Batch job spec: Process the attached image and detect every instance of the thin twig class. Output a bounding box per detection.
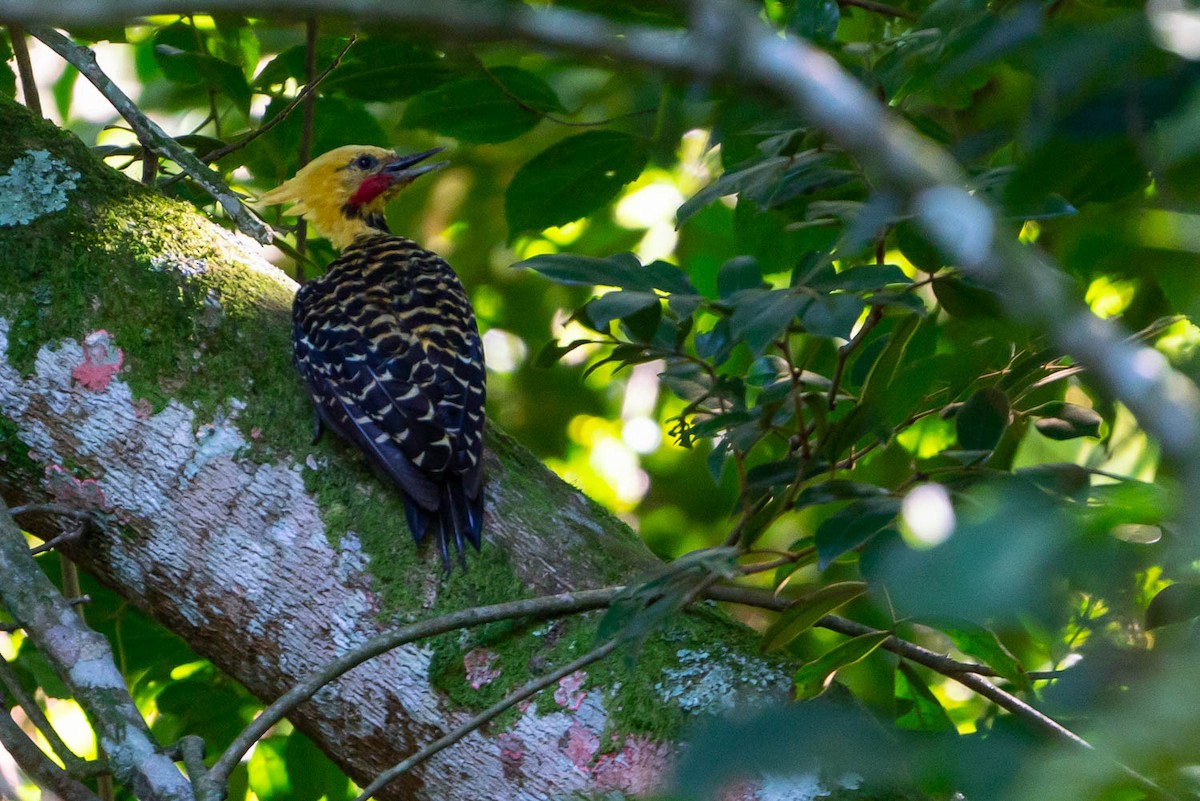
[8,502,94,520]
[293,18,320,276]
[473,53,656,129]
[200,587,622,796]
[827,304,883,410]
[29,524,87,556]
[0,654,90,773]
[193,34,356,167]
[0,497,192,801]
[703,584,1177,800]
[354,638,620,801]
[26,26,272,244]
[8,24,42,117]
[0,702,100,801]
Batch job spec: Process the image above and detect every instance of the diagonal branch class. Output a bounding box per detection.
[24,26,272,244]
[0,495,195,801]
[4,0,1196,532]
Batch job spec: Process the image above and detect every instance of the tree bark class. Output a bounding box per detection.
[0,97,794,800]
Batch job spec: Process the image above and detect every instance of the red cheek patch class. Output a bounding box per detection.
[349,173,394,206]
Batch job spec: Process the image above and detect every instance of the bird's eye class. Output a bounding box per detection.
[354,155,377,170]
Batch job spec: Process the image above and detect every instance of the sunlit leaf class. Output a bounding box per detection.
[761,582,868,652]
[895,663,955,731]
[793,631,891,699]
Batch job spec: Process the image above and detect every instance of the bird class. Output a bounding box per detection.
[260,145,486,570]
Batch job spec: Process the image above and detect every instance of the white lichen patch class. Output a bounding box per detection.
[0,150,80,227]
[657,647,790,715]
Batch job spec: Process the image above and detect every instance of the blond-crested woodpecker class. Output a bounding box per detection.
[261,145,485,570]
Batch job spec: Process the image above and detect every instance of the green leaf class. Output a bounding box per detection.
[285,733,355,801]
[506,131,649,236]
[808,264,912,293]
[955,387,1010,452]
[795,480,890,509]
[717,256,764,298]
[932,275,1005,319]
[895,663,955,731]
[920,617,1028,689]
[322,37,450,101]
[517,252,694,293]
[1147,583,1200,630]
[154,45,252,113]
[1032,401,1102,440]
[794,632,891,699]
[895,219,942,272]
[248,736,291,801]
[800,294,866,339]
[815,496,902,569]
[788,0,840,42]
[729,288,806,355]
[403,66,561,143]
[660,360,713,402]
[586,291,661,329]
[761,582,868,652]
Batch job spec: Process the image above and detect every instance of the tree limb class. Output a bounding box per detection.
[24,26,273,244]
[6,0,1195,532]
[0,496,194,801]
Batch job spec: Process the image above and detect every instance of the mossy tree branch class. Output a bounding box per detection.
[0,95,793,800]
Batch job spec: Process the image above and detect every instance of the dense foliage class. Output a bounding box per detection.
[6,0,1200,798]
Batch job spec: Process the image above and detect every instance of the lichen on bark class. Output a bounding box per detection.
[0,94,805,800]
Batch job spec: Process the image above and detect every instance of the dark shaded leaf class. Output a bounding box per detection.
[1147,583,1200,630]
[815,496,902,569]
[788,0,841,42]
[1032,401,1102,440]
[506,131,649,235]
[795,480,890,509]
[956,387,1010,452]
[809,264,912,293]
[403,66,561,143]
[322,37,449,101]
[730,288,806,354]
[517,252,694,293]
[717,256,764,298]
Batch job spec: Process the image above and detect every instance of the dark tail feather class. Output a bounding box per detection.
[403,478,483,572]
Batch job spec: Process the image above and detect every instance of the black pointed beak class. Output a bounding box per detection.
[383,147,448,182]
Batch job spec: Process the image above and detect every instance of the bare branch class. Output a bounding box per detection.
[7,24,42,117]
[0,496,195,801]
[705,584,1178,801]
[0,702,101,801]
[201,587,623,796]
[2,0,1193,519]
[354,638,620,801]
[24,26,272,244]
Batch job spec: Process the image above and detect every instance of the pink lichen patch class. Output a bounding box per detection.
[554,669,587,711]
[70,330,123,392]
[592,735,674,796]
[463,648,501,690]
[498,732,525,781]
[719,779,760,801]
[132,397,154,419]
[45,465,108,510]
[560,722,599,773]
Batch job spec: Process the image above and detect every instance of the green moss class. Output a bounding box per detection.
[0,96,790,751]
